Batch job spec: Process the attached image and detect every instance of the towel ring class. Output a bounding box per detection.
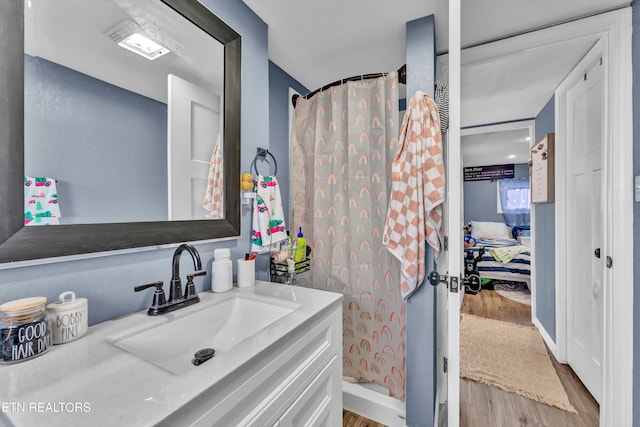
[251,148,278,177]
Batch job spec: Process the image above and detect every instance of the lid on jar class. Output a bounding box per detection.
[214,248,231,260]
[0,296,47,316]
[46,291,87,312]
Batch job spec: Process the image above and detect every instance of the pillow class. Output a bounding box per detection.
[470,221,510,240]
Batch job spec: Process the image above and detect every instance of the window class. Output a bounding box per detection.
[497,186,530,213]
[497,178,530,226]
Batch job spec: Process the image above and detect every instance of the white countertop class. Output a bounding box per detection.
[0,282,342,427]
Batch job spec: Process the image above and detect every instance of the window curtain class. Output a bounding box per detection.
[291,72,405,400]
[498,177,530,227]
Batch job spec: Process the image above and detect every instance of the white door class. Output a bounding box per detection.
[442,0,462,424]
[168,74,222,220]
[565,57,604,403]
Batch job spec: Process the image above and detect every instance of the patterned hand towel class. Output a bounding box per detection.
[383,91,445,299]
[251,175,287,253]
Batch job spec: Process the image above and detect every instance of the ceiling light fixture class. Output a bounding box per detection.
[507,154,517,159]
[105,19,171,61]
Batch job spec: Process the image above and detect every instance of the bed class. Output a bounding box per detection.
[464,221,531,287]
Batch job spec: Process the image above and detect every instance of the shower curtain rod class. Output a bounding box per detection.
[291,64,406,107]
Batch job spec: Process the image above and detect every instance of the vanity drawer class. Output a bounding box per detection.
[278,356,338,427]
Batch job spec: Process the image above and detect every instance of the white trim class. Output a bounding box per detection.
[533,317,558,360]
[342,381,405,427]
[529,122,537,327]
[553,8,633,427]
[446,0,461,424]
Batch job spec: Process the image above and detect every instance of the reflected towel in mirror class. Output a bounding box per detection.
[24,176,61,225]
[202,134,224,219]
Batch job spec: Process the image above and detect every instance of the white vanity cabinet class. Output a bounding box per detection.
[0,284,342,427]
[158,303,342,427]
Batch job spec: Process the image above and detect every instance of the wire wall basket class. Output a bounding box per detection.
[270,258,310,284]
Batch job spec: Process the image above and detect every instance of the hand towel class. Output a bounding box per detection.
[251,175,287,253]
[382,91,445,299]
[24,176,61,226]
[202,134,224,219]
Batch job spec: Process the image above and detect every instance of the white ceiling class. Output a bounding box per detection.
[243,0,629,161]
[244,0,628,93]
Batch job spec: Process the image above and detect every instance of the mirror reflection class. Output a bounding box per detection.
[24,0,225,225]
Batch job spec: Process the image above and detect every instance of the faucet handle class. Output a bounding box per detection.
[134,280,164,292]
[134,281,167,316]
[188,270,207,279]
[185,271,206,300]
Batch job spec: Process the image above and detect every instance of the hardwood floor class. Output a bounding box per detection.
[343,410,386,427]
[460,290,599,426]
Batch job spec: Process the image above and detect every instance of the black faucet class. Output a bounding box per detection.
[134,243,207,316]
[170,243,203,303]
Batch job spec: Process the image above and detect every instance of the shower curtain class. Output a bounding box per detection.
[291,72,405,400]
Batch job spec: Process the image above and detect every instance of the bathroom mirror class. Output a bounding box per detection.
[0,0,241,263]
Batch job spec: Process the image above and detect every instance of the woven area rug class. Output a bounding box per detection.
[460,313,577,413]
[494,282,531,306]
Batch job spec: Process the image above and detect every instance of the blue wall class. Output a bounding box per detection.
[268,61,309,222]
[405,14,436,427]
[633,2,640,424]
[24,55,167,224]
[463,163,529,224]
[534,96,556,341]
[0,0,270,325]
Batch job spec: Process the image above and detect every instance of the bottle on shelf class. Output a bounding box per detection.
[293,227,306,263]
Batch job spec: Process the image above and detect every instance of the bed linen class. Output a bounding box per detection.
[465,238,531,285]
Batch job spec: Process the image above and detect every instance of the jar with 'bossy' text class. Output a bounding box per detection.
[0,297,51,363]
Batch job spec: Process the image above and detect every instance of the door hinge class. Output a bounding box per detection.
[443,235,448,251]
[443,357,448,373]
[449,276,459,293]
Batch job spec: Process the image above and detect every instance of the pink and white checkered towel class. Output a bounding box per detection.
[383,91,445,299]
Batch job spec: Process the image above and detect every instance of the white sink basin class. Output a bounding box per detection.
[109,293,299,375]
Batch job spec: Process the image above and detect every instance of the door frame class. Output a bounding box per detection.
[441,7,632,426]
[460,120,536,317]
[554,9,633,425]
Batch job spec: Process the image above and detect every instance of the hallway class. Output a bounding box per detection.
[460,290,599,426]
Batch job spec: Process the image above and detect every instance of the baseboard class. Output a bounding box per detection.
[533,317,558,360]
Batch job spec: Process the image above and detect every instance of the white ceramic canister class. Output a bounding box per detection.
[46,291,88,345]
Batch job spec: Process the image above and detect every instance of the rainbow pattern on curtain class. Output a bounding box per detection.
[291,72,406,400]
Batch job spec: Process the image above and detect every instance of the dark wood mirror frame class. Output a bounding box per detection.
[0,0,241,264]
